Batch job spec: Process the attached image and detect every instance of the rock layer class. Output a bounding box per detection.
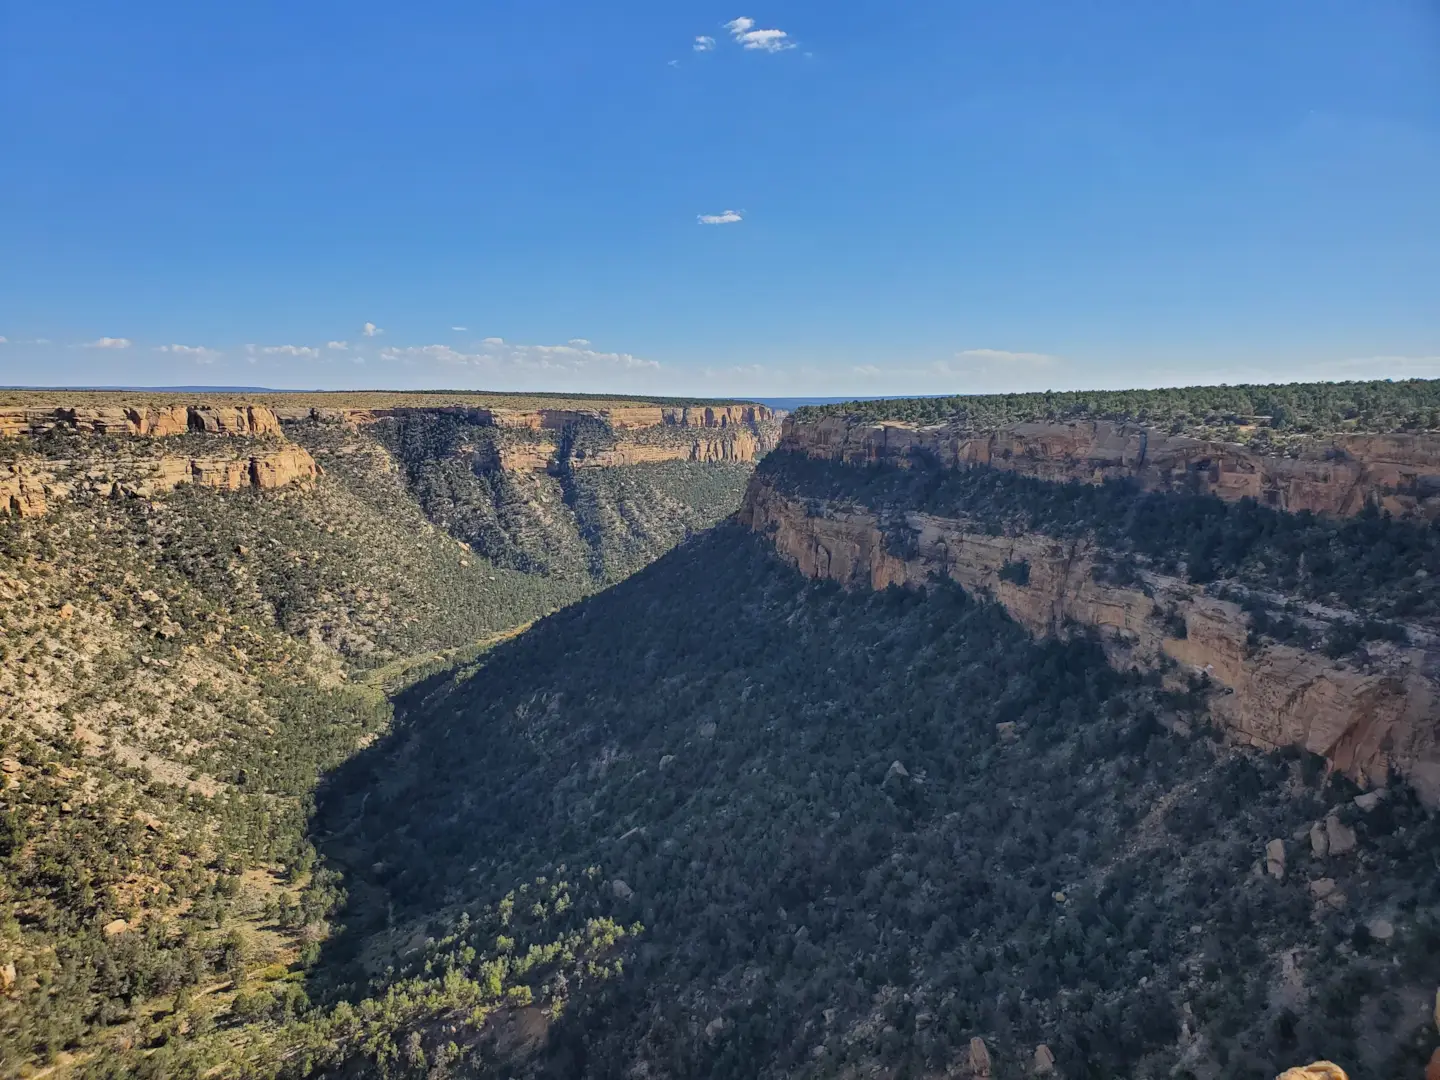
[781,415,1440,519]
[741,475,1440,805]
[0,404,283,438]
[3,447,319,516]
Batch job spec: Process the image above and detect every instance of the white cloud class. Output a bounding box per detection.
[451,326,468,331]
[327,340,349,351]
[668,59,680,67]
[158,343,220,364]
[568,338,591,346]
[725,16,795,52]
[258,344,321,358]
[694,35,715,51]
[852,364,882,377]
[380,339,660,374]
[362,321,383,337]
[85,336,132,349]
[698,209,744,225]
[957,348,1059,366]
[0,336,7,344]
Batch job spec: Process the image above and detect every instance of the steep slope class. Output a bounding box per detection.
[268,526,1437,1080]
[0,391,775,1076]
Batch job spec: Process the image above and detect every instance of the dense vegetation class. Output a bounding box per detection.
[757,451,1440,632]
[307,527,1439,1080]
[792,378,1440,439]
[0,410,763,1076]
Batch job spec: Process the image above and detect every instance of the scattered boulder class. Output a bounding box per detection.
[704,1017,728,1040]
[0,960,15,994]
[969,1036,992,1077]
[1308,879,1345,910]
[884,760,910,785]
[1365,917,1394,942]
[659,754,676,770]
[1309,822,1329,858]
[1033,1042,1056,1075]
[102,918,130,937]
[698,721,717,740]
[995,721,1018,742]
[1266,839,1286,881]
[1325,814,1357,856]
[58,602,74,619]
[0,758,19,775]
[611,879,633,901]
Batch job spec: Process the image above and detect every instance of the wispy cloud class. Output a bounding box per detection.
[85,336,132,349]
[158,343,220,364]
[248,344,321,359]
[698,209,744,225]
[362,321,383,337]
[568,338,591,346]
[694,35,715,51]
[451,326,468,331]
[327,340,349,351]
[0,337,7,344]
[957,348,1059,366]
[725,16,795,52]
[852,364,882,377]
[380,339,660,374]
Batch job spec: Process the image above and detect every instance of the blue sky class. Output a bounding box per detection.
[2,0,1438,396]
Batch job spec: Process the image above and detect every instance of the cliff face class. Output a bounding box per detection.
[741,475,1440,805]
[0,404,283,438]
[3,446,320,515]
[273,402,775,436]
[781,416,1440,520]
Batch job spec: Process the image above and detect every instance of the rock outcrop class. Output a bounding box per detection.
[741,476,1440,805]
[780,415,1440,520]
[1,464,48,517]
[0,404,283,438]
[3,447,319,515]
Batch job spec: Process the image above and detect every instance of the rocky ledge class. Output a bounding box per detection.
[782,415,1440,520]
[741,475,1440,805]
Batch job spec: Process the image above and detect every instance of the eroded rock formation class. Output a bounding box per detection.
[741,475,1440,805]
[0,404,284,438]
[781,415,1440,519]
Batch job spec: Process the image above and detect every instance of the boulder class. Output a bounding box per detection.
[0,960,15,994]
[611,879,633,901]
[996,721,1019,742]
[968,1036,992,1077]
[1265,838,1286,880]
[1275,1065,1347,1080]
[1309,822,1329,858]
[1365,918,1394,942]
[102,918,130,936]
[1353,788,1387,812]
[884,760,910,785]
[1325,814,1357,856]
[1033,1043,1056,1075]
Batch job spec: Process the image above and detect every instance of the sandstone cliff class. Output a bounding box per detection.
[0,403,283,438]
[781,415,1440,520]
[273,402,774,436]
[3,446,319,516]
[741,475,1440,805]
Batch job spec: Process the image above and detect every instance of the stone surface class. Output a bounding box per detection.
[968,1036,992,1078]
[1274,1065,1347,1080]
[1266,839,1287,881]
[1310,823,1329,858]
[1032,1043,1056,1075]
[1325,814,1357,856]
[1353,788,1387,812]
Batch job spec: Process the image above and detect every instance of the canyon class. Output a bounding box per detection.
[743,413,1440,805]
